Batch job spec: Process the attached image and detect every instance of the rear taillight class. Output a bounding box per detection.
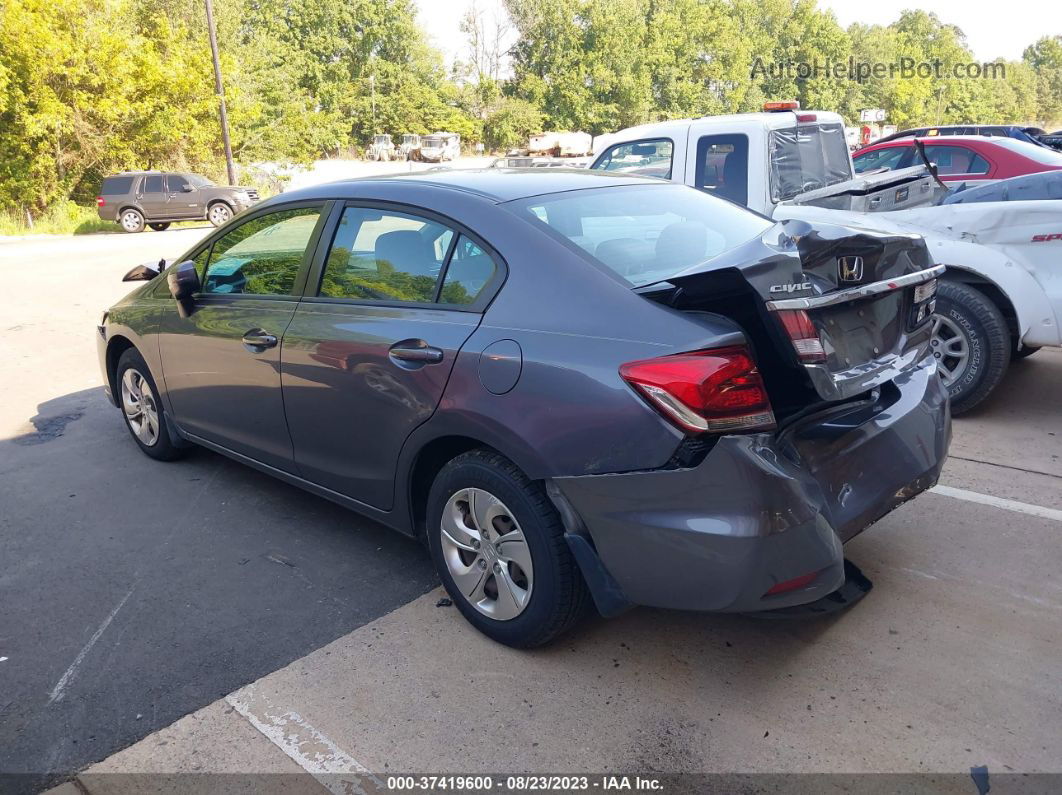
[775,309,827,363]
[96,196,105,207]
[619,345,776,434]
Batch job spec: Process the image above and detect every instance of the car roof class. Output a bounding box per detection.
[275,168,664,204]
[858,135,1005,152]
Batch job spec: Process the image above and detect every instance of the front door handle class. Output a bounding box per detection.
[389,342,444,364]
[242,329,278,350]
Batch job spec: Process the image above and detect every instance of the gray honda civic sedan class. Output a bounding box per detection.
[97,169,950,647]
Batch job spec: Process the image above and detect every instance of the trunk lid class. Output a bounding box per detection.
[645,219,941,408]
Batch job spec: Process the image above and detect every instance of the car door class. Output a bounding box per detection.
[158,202,329,470]
[165,174,202,219]
[137,174,168,218]
[281,203,502,510]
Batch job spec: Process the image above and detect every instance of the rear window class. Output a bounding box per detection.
[512,184,772,287]
[769,124,852,201]
[990,138,1062,166]
[101,176,134,195]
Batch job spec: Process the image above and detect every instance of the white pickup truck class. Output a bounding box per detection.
[591,106,1062,413]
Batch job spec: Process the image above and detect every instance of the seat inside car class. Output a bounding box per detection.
[375,230,438,276]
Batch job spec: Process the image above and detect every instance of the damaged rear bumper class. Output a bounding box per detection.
[550,356,950,614]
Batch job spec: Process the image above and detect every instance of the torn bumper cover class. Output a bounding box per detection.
[551,356,950,614]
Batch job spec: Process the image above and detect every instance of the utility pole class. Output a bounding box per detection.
[205,0,236,185]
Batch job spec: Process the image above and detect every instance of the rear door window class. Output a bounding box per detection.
[141,175,164,194]
[923,145,990,175]
[592,139,673,179]
[203,206,324,296]
[319,207,454,303]
[694,134,749,206]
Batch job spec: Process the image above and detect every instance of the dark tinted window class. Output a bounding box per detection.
[142,175,164,193]
[592,139,673,179]
[695,134,749,206]
[101,176,134,195]
[440,236,497,305]
[319,207,453,303]
[169,174,192,192]
[203,207,323,295]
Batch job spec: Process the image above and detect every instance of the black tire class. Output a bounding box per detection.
[1013,345,1041,361]
[115,348,185,461]
[207,202,233,227]
[118,208,145,233]
[149,222,171,232]
[933,281,1011,415]
[426,449,590,648]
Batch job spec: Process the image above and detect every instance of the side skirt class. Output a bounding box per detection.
[179,430,413,538]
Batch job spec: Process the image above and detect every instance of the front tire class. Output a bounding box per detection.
[426,450,589,648]
[119,208,145,233]
[932,281,1011,415]
[116,348,184,461]
[149,222,171,232]
[207,202,233,227]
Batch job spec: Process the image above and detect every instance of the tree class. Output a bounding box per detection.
[484,98,543,150]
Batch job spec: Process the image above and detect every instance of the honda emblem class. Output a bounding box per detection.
[838,256,864,282]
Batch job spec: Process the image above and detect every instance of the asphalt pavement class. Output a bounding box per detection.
[1,227,1060,794]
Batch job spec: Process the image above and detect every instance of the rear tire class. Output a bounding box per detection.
[426,450,590,648]
[149,222,171,232]
[119,208,145,233]
[116,348,184,461]
[932,281,1011,415]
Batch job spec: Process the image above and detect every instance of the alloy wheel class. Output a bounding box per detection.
[930,314,971,387]
[121,368,160,447]
[120,211,142,232]
[439,487,534,621]
[209,204,232,225]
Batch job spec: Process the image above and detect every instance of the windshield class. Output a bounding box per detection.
[769,123,852,201]
[188,174,214,187]
[511,184,772,287]
[423,137,441,147]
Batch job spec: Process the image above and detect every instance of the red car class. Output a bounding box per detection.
[853,135,1062,186]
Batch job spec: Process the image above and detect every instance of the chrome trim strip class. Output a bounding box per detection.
[766,264,946,311]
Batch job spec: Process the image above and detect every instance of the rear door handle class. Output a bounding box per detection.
[242,329,278,350]
[389,342,444,364]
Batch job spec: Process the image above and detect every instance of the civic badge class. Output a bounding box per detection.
[838,256,864,282]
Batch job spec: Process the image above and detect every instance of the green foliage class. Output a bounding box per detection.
[484,98,543,150]
[3,0,1061,220]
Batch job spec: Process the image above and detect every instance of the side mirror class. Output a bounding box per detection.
[181,184,195,192]
[123,258,166,282]
[167,260,200,318]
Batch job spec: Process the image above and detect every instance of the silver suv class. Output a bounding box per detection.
[96,171,259,233]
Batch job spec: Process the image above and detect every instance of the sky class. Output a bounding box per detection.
[413,0,1062,66]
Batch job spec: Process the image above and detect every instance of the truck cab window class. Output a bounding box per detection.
[694,134,749,206]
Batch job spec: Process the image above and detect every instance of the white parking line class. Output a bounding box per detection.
[226,684,383,794]
[931,485,1062,523]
